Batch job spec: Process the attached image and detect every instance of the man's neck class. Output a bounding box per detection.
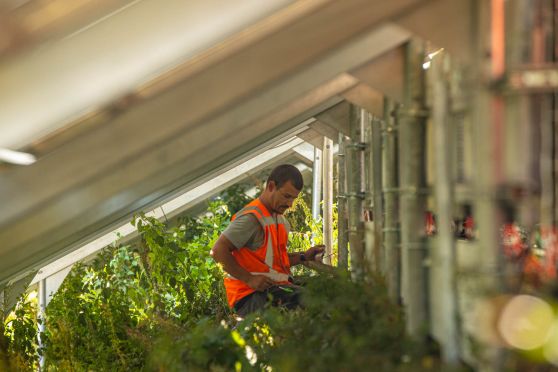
[258,195,275,215]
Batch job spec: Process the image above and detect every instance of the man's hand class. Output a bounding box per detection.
[304,245,325,261]
[246,274,275,291]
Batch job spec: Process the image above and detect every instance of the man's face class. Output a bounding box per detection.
[269,180,300,214]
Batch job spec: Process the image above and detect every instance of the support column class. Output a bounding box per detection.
[312,146,322,224]
[383,98,400,302]
[432,51,460,364]
[399,39,429,337]
[322,137,334,265]
[364,112,375,272]
[470,0,506,369]
[364,113,384,274]
[372,116,384,273]
[347,105,366,279]
[338,133,349,269]
[38,278,47,370]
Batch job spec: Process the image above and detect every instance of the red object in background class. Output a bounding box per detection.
[522,252,544,287]
[425,212,436,236]
[541,226,558,279]
[502,223,527,259]
[463,216,474,240]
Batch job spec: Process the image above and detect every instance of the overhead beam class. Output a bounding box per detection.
[315,101,351,136]
[351,44,406,102]
[342,84,385,117]
[396,0,473,64]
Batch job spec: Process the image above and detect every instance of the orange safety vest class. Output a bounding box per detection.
[223,199,291,308]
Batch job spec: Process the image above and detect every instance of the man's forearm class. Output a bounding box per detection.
[288,252,304,266]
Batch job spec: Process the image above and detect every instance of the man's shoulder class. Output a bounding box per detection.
[224,212,264,250]
[233,211,262,225]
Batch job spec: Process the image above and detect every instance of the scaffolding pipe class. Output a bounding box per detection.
[432,52,460,364]
[470,0,507,369]
[347,105,366,279]
[399,39,428,336]
[372,116,384,273]
[38,278,47,370]
[364,113,384,273]
[383,98,400,302]
[338,133,349,269]
[364,113,375,272]
[312,146,322,223]
[323,137,334,265]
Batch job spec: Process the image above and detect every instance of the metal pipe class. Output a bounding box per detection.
[312,146,322,222]
[38,278,47,370]
[322,137,334,265]
[399,39,428,336]
[347,105,366,279]
[469,1,507,369]
[372,115,384,273]
[364,112,375,272]
[364,112,384,274]
[432,52,460,364]
[338,133,349,269]
[383,97,400,302]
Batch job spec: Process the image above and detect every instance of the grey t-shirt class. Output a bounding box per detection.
[223,213,291,251]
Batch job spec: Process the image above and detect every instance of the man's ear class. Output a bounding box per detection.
[267,180,276,192]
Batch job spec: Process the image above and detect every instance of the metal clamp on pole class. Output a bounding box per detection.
[345,142,367,150]
[345,192,366,199]
[382,125,399,134]
[397,106,430,118]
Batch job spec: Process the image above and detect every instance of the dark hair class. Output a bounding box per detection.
[267,164,303,190]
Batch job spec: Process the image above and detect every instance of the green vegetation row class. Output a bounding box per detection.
[1,189,426,371]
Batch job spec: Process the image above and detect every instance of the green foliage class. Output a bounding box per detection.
[178,183,252,242]
[147,272,419,372]
[42,200,232,371]
[216,183,254,215]
[2,292,40,371]
[286,194,339,274]
[238,273,408,371]
[147,318,249,372]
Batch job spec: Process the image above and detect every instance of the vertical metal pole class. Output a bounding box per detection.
[432,52,460,364]
[0,288,4,318]
[364,112,384,274]
[347,105,366,279]
[38,278,47,370]
[399,39,429,337]
[338,133,349,269]
[372,116,384,273]
[312,146,322,223]
[322,137,334,265]
[383,98,400,302]
[470,0,506,369]
[364,113,376,272]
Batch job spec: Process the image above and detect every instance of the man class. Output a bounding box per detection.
[211,164,324,317]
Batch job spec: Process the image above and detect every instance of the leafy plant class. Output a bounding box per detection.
[147,271,422,372]
[2,291,40,371]
[42,200,233,371]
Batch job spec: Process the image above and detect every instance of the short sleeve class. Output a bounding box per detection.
[222,213,265,250]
